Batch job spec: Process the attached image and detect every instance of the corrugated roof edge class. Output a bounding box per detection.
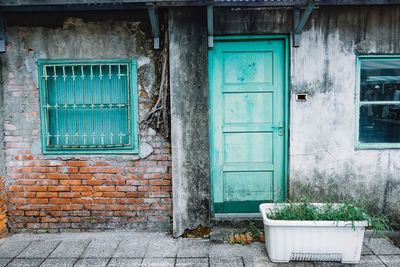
[2,0,400,8]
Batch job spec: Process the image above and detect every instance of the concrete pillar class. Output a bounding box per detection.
[169,7,210,237]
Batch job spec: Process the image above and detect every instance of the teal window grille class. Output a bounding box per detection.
[356,55,400,149]
[38,59,138,154]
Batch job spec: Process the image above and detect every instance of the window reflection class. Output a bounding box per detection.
[360,105,400,143]
[359,59,400,144]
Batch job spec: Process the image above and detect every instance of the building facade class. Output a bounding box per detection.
[0,0,400,237]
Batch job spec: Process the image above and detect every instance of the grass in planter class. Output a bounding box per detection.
[268,201,392,236]
[269,202,367,221]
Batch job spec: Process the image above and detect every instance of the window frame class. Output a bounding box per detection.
[38,59,139,155]
[356,55,400,149]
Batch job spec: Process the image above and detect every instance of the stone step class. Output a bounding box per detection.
[210,216,264,243]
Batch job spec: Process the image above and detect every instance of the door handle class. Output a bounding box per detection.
[272,122,284,136]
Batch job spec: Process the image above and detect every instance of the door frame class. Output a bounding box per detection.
[208,35,290,216]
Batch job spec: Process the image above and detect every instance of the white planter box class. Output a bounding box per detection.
[259,203,368,264]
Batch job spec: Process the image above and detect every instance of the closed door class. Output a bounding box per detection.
[209,37,287,213]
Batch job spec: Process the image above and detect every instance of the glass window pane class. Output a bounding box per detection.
[360,59,400,102]
[359,104,400,143]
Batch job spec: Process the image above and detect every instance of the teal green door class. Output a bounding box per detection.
[209,37,287,213]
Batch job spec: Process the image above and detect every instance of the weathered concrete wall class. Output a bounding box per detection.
[290,7,400,227]
[215,6,400,226]
[169,7,210,237]
[1,11,172,232]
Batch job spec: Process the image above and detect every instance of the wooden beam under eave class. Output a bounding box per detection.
[207,4,213,48]
[293,0,315,47]
[0,14,4,53]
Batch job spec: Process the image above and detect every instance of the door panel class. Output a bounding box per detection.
[223,93,273,124]
[224,133,273,163]
[223,51,273,84]
[209,37,287,213]
[224,172,273,202]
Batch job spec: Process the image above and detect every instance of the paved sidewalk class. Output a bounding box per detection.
[0,231,398,266]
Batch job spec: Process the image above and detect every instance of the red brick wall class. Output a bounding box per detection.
[6,150,172,232]
[4,76,172,231]
[2,19,173,232]
[0,177,7,236]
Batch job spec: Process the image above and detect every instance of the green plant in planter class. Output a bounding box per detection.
[268,201,392,237]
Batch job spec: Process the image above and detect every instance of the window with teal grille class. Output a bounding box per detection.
[38,59,138,154]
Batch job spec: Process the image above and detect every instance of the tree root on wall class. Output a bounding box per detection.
[140,24,170,139]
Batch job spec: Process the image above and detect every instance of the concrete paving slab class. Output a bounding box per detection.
[73,258,109,267]
[364,238,400,255]
[242,255,274,267]
[379,255,400,267]
[357,255,385,266]
[313,262,352,267]
[145,239,178,257]
[107,258,142,267]
[361,244,374,255]
[176,257,209,267]
[0,231,400,267]
[39,258,77,267]
[141,257,175,267]
[210,244,245,258]
[388,231,400,247]
[210,256,244,267]
[0,258,12,267]
[177,239,210,257]
[275,263,314,267]
[17,240,61,258]
[81,240,120,258]
[0,240,31,258]
[113,239,149,258]
[7,258,44,267]
[49,240,90,258]
[210,243,266,258]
